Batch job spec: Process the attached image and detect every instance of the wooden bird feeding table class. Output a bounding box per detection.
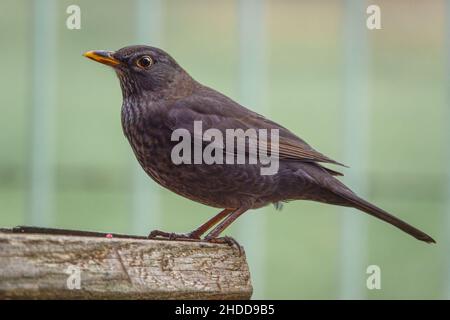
[0,228,252,299]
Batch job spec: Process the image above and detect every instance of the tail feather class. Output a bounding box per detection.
[337,191,435,244]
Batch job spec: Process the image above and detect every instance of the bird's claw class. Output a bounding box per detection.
[147,230,201,242]
[148,231,243,255]
[204,236,243,255]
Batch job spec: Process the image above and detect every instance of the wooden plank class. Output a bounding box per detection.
[0,231,252,299]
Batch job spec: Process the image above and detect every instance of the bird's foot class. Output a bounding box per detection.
[204,235,243,255]
[147,230,201,242]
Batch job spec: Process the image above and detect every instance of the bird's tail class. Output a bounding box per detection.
[335,189,435,244]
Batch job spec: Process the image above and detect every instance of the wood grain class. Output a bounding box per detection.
[0,231,252,299]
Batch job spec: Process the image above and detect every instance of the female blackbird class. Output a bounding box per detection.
[84,45,434,244]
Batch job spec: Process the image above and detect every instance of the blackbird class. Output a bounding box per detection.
[83,45,435,244]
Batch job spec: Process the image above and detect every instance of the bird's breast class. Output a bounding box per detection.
[121,99,175,181]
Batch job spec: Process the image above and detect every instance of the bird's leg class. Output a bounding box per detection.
[187,208,234,238]
[204,207,248,241]
[147,208,233,241]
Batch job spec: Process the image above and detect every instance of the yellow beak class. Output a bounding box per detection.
[83,50,120,67]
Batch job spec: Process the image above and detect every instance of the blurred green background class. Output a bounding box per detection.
[0,0,448,299]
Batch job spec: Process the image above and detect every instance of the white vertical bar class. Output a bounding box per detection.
[340,0,370,299]
[237,0,268,299]
[444,0,450,300]
[132,0,163,235]
[28,0,57,226]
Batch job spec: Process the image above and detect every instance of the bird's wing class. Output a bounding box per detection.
[166,89,346,168]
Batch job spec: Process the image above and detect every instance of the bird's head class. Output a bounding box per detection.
[83,45,190,98]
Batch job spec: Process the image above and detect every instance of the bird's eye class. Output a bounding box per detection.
[136,56,153,69]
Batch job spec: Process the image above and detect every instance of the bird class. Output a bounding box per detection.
[83,45,435,244]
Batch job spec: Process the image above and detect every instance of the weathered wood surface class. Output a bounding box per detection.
[0,230,252,299]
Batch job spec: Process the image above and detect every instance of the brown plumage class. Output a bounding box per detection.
[83,45,435,244]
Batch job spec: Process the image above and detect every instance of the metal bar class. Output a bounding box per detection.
[339,0,370,299]
[237,0,268,299]
[132,0,164,235]
[28,0,57,226]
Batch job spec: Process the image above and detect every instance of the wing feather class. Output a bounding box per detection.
[166,88,346,168]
